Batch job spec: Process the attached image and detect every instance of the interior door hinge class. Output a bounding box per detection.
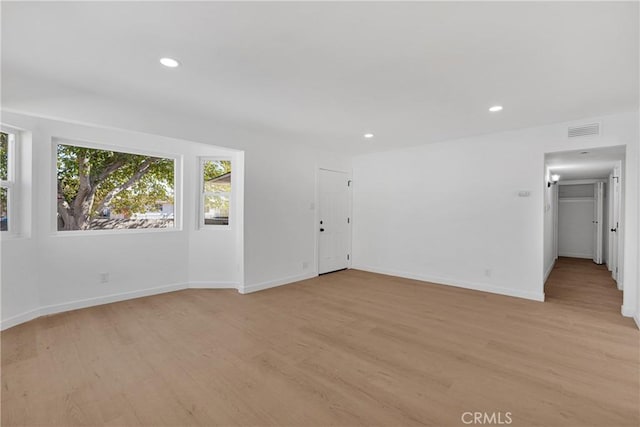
[347,254,350,261]
[347,217,350,224]
[347,180,352,187]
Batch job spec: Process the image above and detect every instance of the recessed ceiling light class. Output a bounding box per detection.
[363,133,374,139]
[160,57,180,68]
[489,105,503,112]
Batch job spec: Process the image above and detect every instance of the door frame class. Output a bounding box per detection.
[555,180,610,261]
[314,167,352,275]
[609,161,623,288]
[543,145,628,317]
[593,181,604,265]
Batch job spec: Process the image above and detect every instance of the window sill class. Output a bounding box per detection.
[197,225,232,231]
[0,233,30,241]
[51,227,183,237]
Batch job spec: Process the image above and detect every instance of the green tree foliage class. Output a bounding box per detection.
[0,132,8,181]
[202,160,231,216]
[1,132,8,227]
[57,144,174,230]
[203,160,231,189]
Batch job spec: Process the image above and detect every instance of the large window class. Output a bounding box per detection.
[56,142,176,231]
[201,159,231,226]
[0,131,14,232]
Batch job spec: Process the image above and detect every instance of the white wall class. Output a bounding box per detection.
[188,152,244,288]
[1,99,351,328]
[4,93,351,287]
[1,112,243,329]
[241,141,350,291]
[1,96,636,326]
[353,111,639,314]
[558,199,595,259]
[637,125,640,328]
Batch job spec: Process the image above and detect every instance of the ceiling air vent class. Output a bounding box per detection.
[568,123,600,138]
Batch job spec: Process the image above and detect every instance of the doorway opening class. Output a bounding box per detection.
[543,146,626,315]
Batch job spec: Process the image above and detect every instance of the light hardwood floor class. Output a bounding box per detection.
[2,258,638,426]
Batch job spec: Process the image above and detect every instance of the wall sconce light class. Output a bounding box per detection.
[548,174,560,187]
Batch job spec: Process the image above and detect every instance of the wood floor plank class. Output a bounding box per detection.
[1,257,638,426]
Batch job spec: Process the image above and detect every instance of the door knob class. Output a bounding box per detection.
[611,228,617,232]
[320,228,325,232]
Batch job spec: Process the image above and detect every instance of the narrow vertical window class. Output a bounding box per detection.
[201,159,231,226]
[0,131,14,232]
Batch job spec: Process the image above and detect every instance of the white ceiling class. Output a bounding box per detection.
[546,145,626,181]
[1,2,638,154]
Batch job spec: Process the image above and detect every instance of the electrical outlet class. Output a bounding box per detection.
[99,272,109,283]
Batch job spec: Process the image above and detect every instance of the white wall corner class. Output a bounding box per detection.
[544,258,556,283]
[240,272,317,294]
[621,304,635,318]
[188,281,238,290]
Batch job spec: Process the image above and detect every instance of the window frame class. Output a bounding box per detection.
[199,157,232,229]
[52,137,182,236]
[0,129,16,235]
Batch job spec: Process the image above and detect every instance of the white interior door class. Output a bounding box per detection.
[610,166,621,281]
[318,169,350,274]
[593,182,604,264]
[558,199,595,259]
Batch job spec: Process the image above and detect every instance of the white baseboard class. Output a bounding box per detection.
[39,283,189,318]
[558,252,592,259]
[240,272,317,294]
[1,272,318,331]
[1,282,188,331]
[0,308,43,331]
[354,265,545,302]
[621,305,635,318]
[634,313,640,330]
[188,281,238,289]
[544,259,556,283]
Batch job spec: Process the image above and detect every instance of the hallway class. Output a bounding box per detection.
[545,257,626,320]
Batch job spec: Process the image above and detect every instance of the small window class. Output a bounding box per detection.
[56,142,176,231]
[201,159,231,226]
[0,131,14,232]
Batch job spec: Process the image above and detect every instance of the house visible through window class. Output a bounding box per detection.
[202,159,231,226]
[0,131,14,232]
[56,142,176,231]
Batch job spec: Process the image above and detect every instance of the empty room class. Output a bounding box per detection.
[1,2,638,427]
